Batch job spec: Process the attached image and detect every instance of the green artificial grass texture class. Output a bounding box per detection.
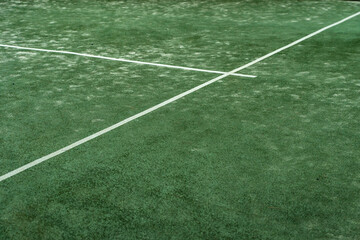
[0,0,360,239]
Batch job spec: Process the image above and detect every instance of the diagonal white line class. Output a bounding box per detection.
[227,11,360,72]
[0,11,359,183]
[0,44,256,78]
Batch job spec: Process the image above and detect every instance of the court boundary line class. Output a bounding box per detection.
[1,11,359,183]
[0,44,256,78]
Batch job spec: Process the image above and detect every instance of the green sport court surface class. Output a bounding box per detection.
[0,0,359,239]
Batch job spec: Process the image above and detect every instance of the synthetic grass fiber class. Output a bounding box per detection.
[0,0,360,239]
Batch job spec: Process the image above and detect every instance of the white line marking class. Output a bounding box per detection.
[225,11,360,73]
[1,11,359,183]
[0,44,256,78]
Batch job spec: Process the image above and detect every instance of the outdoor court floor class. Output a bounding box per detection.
[1,0,360,239]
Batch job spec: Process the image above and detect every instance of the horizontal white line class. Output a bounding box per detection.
[0,11,359,183]
[0,44,256,78]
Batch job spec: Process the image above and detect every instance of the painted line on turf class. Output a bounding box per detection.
[0,11,359,183]
[222,11,360,73]
[0,44,256,78]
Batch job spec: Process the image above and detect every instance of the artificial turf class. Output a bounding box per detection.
[0,0,360,239]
